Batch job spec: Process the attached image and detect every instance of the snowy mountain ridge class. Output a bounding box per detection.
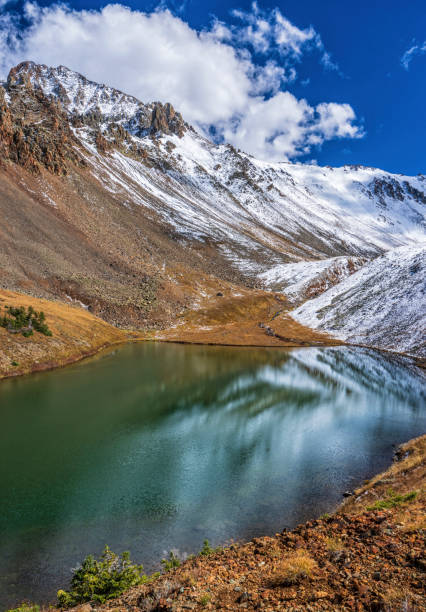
[293,245,425,358]
[3,61,425,274]
[0,61,425,356]
[7,61,186,137]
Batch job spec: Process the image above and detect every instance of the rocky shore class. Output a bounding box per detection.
[59,435,425,612]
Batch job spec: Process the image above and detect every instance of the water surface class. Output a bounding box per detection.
[0,343,425,608]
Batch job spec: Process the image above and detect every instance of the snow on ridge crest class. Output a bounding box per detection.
[7,61,187,138]
[4,61,426,266]
[9,61,147,118]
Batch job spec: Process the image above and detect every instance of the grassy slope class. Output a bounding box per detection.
[0,286,338,382]
[152,290,337,347]
[0,289,137,380]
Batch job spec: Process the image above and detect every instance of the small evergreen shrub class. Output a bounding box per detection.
[57,545,148,606]
[0,305,52,337]
[199,539,220,556]
[161,551,181,571]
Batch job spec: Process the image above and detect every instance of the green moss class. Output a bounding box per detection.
[199,594,211,606]
[367,490,418,510]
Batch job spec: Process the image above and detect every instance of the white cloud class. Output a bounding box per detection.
[231,1,317,58]
[401,41,426,69]
[231,2,340,73]
[320,50,339,72]
[0,2,362,162]
[316,103,361,139]
[221,95,363,160]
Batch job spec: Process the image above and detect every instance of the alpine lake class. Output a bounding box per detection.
[1,343,425,608]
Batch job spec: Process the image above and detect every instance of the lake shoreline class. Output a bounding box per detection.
[26,433,426,612]
[2,320,424,386]
[2,288,424,382]
[2,341,425,611]
[2,332,423,384]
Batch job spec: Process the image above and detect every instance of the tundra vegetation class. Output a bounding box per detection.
[0,305,52,337]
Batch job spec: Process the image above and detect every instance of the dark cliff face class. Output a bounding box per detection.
[0,62,187,175]
[1,64,85,175]
[369,177,426,208]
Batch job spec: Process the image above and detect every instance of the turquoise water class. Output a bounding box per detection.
[0,343,425,608]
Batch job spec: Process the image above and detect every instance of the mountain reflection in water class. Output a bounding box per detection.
[0,344,424,608]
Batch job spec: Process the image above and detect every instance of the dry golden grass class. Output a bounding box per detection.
[325,536,345,552]
[0,289,140,380]
[152,290,336,348]
[269,550,317,586]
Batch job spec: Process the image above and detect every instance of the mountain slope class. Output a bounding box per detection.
[259,255,367,303]
[292,246,425,357]
[2,62,425,267]
[0,61,425,352]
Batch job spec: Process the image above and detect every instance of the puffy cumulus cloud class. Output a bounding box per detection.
[221,95,363,161]
[316,103,362,139]
[0,3,253,125]
[221,92,314,160]
[0,2,363,161]
[401,41,426,69]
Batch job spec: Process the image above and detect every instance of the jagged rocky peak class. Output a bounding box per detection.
[0,62,89,175]
[150,101,185,137]
[6,61,186,137]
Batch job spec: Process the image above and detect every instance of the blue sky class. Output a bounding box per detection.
[1,0,425,173]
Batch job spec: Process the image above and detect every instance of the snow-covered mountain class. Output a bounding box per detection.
[0,61,425,355]
[292,246,425,357]
[3,62,425,269]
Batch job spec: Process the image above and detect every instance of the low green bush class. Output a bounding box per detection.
[57,545,148,606]
[0,305,52,337]
[199,539,221,556]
